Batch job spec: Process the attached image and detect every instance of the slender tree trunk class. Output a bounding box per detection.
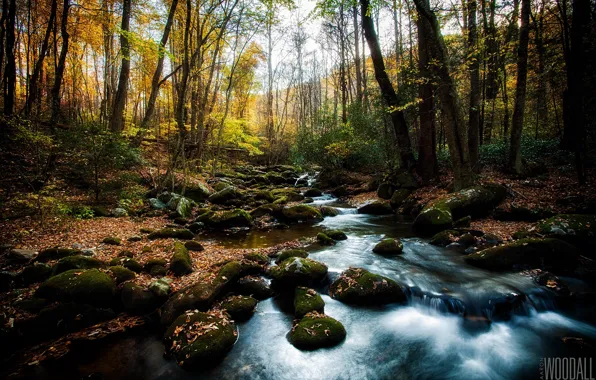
[50,0,70,123]
[508,0,530,174]
[3,0,16,116]
[353,6,362,105]
[109,0,132,133]
[467,0,480,170]
[359,0,415,170]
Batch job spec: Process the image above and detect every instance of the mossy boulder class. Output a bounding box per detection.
[102,236,122,246]
[35,269,116,307]
[430,230,462,247]
[198,209,253,228]
[390,189,412,209]
[159,261,243,326]
[413,184,507,234]
[276,249,309,264]
[184,182,212,202]
[21,263,51,285]
[121,283,161,315]
[148,228,194,240]
[329,268,406,305]
[537,214,596,256]
[270,257,328,287]
[144,258,167,272]
[220,295,258,321]
[109,257,143,273]
[245,252,269,265]
[252,190,275,203]
[208,186,244,205]
[294,287,325,318]
[235,276,273,300]
[36,248,81,262]
[287,312,346,350]
[320,206,340,217]
[273,196,289,205]
[149,277,172,297]
[164,311,237,370]
[272,188,304,202]
[170,242,193,276]
[250,204,283,218]
[52,256,105,276]
[326,230,348,241]
[108,266,136,284]
[304,188,323,197]
[140,227,155,234]
[372,238,403,255]
[357,201,393,215]
[118,250,134,258]
[377,183,396,200]
[464,238,580,272]
[281,205,323,223]
[317,233,336,246]
[184,240,204,252]
[148,198,167,210]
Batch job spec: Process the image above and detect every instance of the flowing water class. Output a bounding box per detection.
[30,194,596,380]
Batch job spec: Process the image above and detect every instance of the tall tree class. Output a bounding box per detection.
[508,0,530,174]
[2,0,16,116]
[467,0,480,170]
[109,0,132,133]
[359,0,415,170]
[50,0,71,123]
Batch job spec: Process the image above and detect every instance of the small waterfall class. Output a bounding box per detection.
[294,173,309,187]
[336,207,358,215]
[307,171,319,187]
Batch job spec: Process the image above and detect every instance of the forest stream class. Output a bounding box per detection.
[26,192,596,380]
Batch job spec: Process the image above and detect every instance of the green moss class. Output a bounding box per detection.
[148,228,194,240]
[184,240,204,251]
[320,206,340,217]
[537,214,596,254]
[273,196,288,205]
[372,238,403,255]
[287,312,346,349]
[144,258,167,272]
[270,257,328,287]
[326,230,348,241]
[250,204,282,218]
[220,295,258,321]
[35,269,116,307]
[21,263,51,285]
[170,242,193,276]
[390,189,412,209]
[140,227,155,234]
[208,186,244,205]
[201,209,253,228]
[276,249,308,263]
[245,252,269,264]
[121,283,160,315]
[163,311,237,370]
[357,201,393,215]
[429,230,462,247]
[52,256,105,276]
[281,205,323,222]
[108,266,136,284]
[236,276,273,300]
[118,250,134,258]
[317,233,336,246]
[294,287,325,318]
[272,188,304,202]
[109,257,143,273]
[102,236,122,245]
[330,267,406,305]
[36,248,81,262]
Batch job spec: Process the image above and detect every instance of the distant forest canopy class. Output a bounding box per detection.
[0,0,594,188]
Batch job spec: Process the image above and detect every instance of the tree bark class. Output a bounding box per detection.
[508,0,530,174]
[353,6,362,105]
[359,0,415,170]
[109,0,132,133]
[467,0,480,170]
[2,0,16,116]
[50,0,70,123]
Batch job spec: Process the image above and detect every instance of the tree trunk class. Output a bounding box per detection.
[50,0,70,123]
[2,0,16,116]
[413,0,474,190]
[467,0,480,170]
[109,0,132,133]
[508,0,530,174]
[359,0,415,170]
[353,6,362,106]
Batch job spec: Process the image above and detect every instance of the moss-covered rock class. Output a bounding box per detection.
[281,205,323,223]
[413,184,507,234]
[144,258,167,272]
[150,265,167,276]
[320,206,340,217]
[184,240,204,252]
[270,257,328,287]
[36,247,81,262]
[537,214,596,256]
[102,236,122,246]
[377,183,396,200]
[164,311,237,370]
[272,188,304,202]
[35,269,116,307]
[317,232,336,246]
[372,238,403,255]
[21,263,51,285]
[52,256,105,276]
[390,189,412,209]
[198,209,253,228]
[108,266,136,284]
[252,190,275,203]
[149,277,172,297]
[329,268,406,305]
[326,230,348,241]
[159,261,243,326]
[250,204,283,218]
[294,287,325,318]
[287,312,346,350]
[208,186,244,205]
[276,249,309,264]
[140,227,155,234]
[304,188,323,197]
[127,235,143,242]
[464,238,580,272]
[235,276,273,300]
[121,283,161,315]
[429,230,462,247]
[273,196,288,205]
[220,295,258,321]
[109,257,143,273]
[148,228,194,240]
[118,250,134,258]
[170,242,193,276]
[245,252,269,264]
[184,182,212,202]
[357,201,393,215]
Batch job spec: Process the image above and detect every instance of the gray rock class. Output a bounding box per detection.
[112,208,128,217]
[149,198,167,210]
[7,249,37,263]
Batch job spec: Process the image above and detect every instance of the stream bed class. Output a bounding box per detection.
[30,195,596,380]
